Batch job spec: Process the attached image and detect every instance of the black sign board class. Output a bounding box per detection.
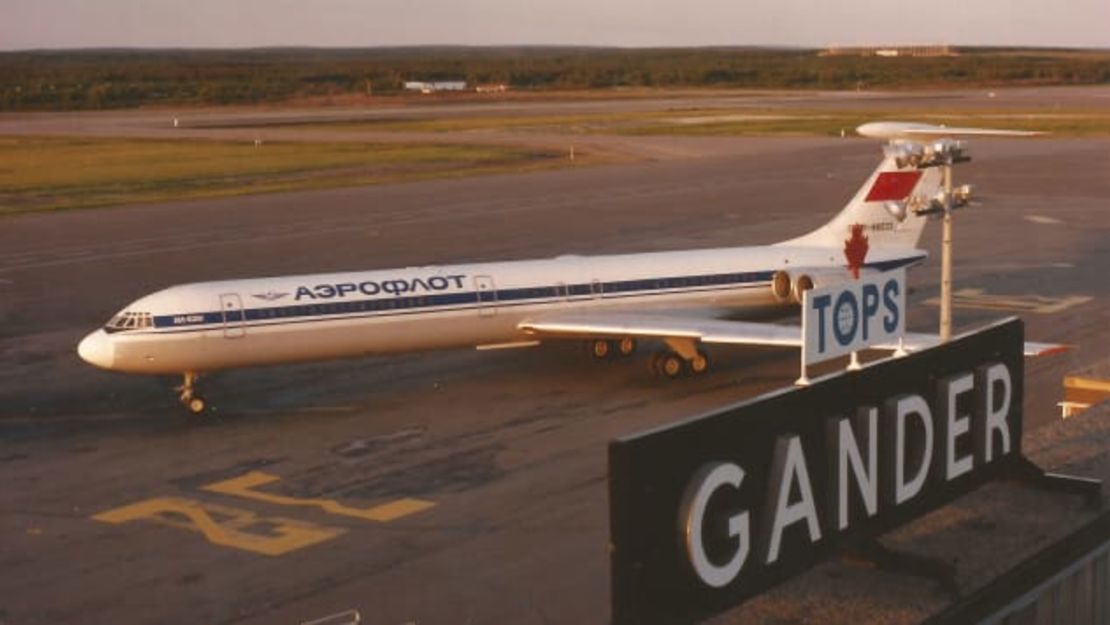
[609,319,1025,624]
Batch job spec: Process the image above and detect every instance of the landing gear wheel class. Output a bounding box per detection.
[176,371,208,415]
[617,337,637,357]
[588,339,612,360]
[655,352,687,379]
[690,350,710,375]
[186,397,206,414]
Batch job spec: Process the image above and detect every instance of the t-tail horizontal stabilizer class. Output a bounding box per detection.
[857,121,1045,141]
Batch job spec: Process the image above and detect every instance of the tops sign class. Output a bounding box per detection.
[609,319,1026,625]
[803,269,905,366]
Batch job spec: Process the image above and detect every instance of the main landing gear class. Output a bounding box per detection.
[587,337,638,360]
[176,371,207,414]
[585,337,711,379]
[650,348,710,379]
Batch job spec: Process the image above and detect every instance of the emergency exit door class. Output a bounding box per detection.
[474,275,497,317]
[219,293,246,338]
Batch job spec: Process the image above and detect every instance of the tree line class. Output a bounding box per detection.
[2,46,1108,111]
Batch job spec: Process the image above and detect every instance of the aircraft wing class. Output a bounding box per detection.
[519,313,1067,357]
[518,313,802,347]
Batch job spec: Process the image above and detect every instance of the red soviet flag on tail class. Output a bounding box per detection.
[865,171,923,202]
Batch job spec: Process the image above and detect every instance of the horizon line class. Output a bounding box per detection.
[4,43,1110,54]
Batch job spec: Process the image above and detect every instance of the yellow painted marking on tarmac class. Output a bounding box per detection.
[202,471,436,522]
[300,608,361,625]
[1065,376,1110,393]
[91,497,345,556]
[924,289,1093,314]
[1024,215,1063,225]
[360,498,437,522]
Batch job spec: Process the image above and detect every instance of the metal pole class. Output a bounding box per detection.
[940,163,953,342]
[796,351,810,386]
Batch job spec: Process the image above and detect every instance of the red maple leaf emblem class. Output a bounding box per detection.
[844,224,869,279]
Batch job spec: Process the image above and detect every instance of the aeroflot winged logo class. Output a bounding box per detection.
[251,291,290,302]
[844,224,869,279]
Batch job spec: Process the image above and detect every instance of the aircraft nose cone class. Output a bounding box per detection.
[78,330,114,369]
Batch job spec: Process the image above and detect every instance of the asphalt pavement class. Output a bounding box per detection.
[0,95,1106,624]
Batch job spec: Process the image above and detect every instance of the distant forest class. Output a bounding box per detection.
[2,47,1109,111]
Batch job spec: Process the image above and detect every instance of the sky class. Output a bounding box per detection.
[3,0,1109,50]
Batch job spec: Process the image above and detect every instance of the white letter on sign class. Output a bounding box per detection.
[939,372,975,481]
[890,394,934,505]
[834,407,878,530]
[976,363,1013,463]
[764,435,822,564]
[679,462,750,588]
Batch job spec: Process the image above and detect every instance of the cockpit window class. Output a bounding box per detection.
[105,311,153,333]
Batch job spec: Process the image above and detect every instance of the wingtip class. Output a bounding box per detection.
[1037,344,1073,357]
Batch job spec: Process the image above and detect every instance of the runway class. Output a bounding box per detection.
[0,103,1107,623]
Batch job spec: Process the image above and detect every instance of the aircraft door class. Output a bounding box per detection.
[474,275,497,317]
[219,293,246,338]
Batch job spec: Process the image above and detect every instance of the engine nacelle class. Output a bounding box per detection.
[772,269,859,304]
[771,270,793,302]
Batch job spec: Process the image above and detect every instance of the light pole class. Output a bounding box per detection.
[940,162,953,342]
[857,121,1043,345]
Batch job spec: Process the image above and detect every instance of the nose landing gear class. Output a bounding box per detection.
[176,372,207,414]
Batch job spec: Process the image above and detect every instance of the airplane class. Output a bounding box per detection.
[77,121,1062,414]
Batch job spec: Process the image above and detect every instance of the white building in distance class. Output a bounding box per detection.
[820,45,957,57]
[403,81,467,94]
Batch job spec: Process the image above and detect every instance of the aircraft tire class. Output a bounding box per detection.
[588,339,612,360]
[690,350,710,375]
[617,337,637,357]
[658,353,686,379]
[186,397,206,414]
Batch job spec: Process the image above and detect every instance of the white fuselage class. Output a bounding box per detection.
[78,243,923,375]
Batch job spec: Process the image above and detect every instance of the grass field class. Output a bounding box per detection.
[616,110,1110,137]
[250,108,1110,138]
[262,111,663,134]
[0,136,564,213]
[5,97,1106,215]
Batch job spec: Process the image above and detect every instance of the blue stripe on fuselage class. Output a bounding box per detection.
[147,256,923,333]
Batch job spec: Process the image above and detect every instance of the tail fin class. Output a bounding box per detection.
[780,145,941,250]
[783,121,1043,251]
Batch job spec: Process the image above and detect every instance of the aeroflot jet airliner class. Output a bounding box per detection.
[78,122,1058,414]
